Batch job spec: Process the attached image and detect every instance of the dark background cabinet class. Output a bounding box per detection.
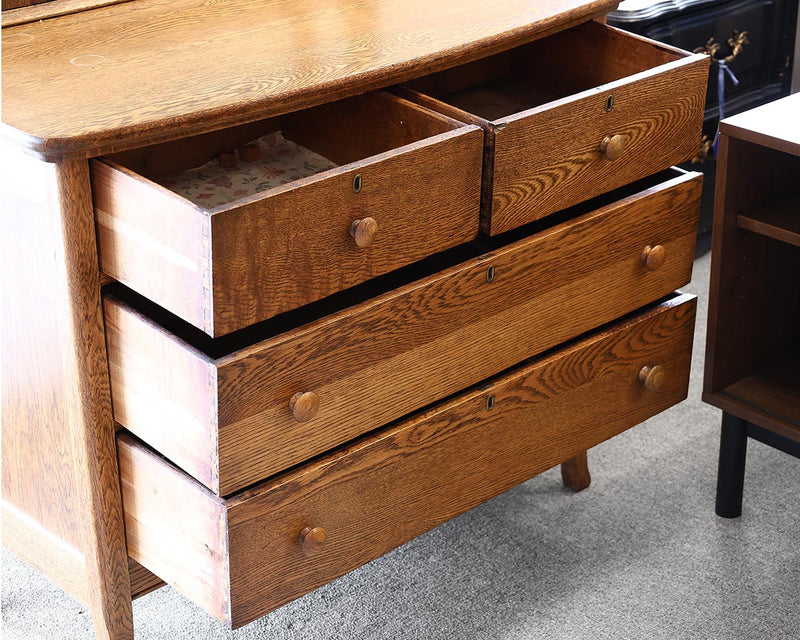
[609,0,798,232]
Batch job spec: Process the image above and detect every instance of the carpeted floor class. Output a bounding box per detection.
[3,248,799,640]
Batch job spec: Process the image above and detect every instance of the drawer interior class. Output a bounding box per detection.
[103,91,466,209]
[404,20,682,122]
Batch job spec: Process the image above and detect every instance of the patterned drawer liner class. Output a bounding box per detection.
[160,131,338,208]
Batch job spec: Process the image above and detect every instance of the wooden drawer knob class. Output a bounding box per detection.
[289,391,319,422]
[350,217,378,248]
[641,244,666,271]
[239,142,261,163]
[218,150,237,168]
[299,526,327,556]
[600,134,625,161]
[638,365,665,392]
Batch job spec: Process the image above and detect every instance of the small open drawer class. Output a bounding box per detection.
[117,293,697,628]
[400,20,708,234]
[93,91,483,336]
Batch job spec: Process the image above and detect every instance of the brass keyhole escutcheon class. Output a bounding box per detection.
[606,95,614,111]
[353,173,363,193]
[486,266,495,283]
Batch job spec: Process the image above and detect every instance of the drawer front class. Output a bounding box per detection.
[94,92,483,336]
[117,293,697,628]
[403,21,709,234]
[106,171,701,495]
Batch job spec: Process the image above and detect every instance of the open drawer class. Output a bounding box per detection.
[400,20,709,234]
[117,292,697,628]
[104,170,701,496]
[93,91,483,336]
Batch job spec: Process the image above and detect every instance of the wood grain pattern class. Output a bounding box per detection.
[403,21,708,233]
[106,171,702,496]
[1,146,132,639]
[118,437,230,621]
[95,92,483,336]
[118,293,697,628]
[1,0,617,158]
[1,0,131,26]
[1,500,89,605]
[128,559,164,599]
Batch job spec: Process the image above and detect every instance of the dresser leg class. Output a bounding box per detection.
[561,451,591,491]
[715,412,748,518]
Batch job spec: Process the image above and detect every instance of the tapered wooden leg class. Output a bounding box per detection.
[715,412,748,518]
[561,451,591,491]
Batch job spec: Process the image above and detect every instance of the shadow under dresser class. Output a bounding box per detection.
[0,1,708,637]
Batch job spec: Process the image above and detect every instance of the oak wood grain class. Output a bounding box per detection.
[118,293,697,628]
[128,559,164,599]
[118,436,229,621]
[1,500,90,605]
[106,171,701,496]
[403,21,707,233]
[1,0,131,26]
[1,146,133,639]
[95,92,483,336]
[2,0,617,158]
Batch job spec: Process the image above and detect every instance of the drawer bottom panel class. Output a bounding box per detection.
[117,293,696,628]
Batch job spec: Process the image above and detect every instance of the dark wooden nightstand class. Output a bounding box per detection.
[703,93,800,518]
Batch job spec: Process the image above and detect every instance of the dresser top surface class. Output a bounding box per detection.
[1,0,617,158]
[720,93,800,156]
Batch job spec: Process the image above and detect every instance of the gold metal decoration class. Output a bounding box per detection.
[694,30,749,64]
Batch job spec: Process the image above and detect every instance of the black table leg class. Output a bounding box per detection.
[715,412,749,518]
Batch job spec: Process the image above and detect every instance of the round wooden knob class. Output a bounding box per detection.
[239,142,261,163]
[289,391,319,422]
[600,134,625,161]
[350,217,378,248]
[299,526,327,556]
[638,365,665,392]
[641,244,666,271]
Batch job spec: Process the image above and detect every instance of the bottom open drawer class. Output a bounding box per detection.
[117,293,696,628]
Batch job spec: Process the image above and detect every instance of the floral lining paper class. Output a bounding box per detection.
[160,130,339,208]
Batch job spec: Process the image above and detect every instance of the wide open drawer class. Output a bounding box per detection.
[117,292,697,628]
[93,91,483,336]
[400,20,708,234]
[105,169,701,496]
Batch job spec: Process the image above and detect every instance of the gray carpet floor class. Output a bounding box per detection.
[3,248,799,639]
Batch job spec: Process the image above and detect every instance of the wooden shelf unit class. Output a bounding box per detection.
[703,93,800,518]
[737,193,800,247]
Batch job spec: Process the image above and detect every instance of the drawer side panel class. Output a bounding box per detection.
[117,434,230,623]
[93,160,212,332]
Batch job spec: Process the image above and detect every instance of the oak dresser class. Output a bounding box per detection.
[1,1,708,637]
